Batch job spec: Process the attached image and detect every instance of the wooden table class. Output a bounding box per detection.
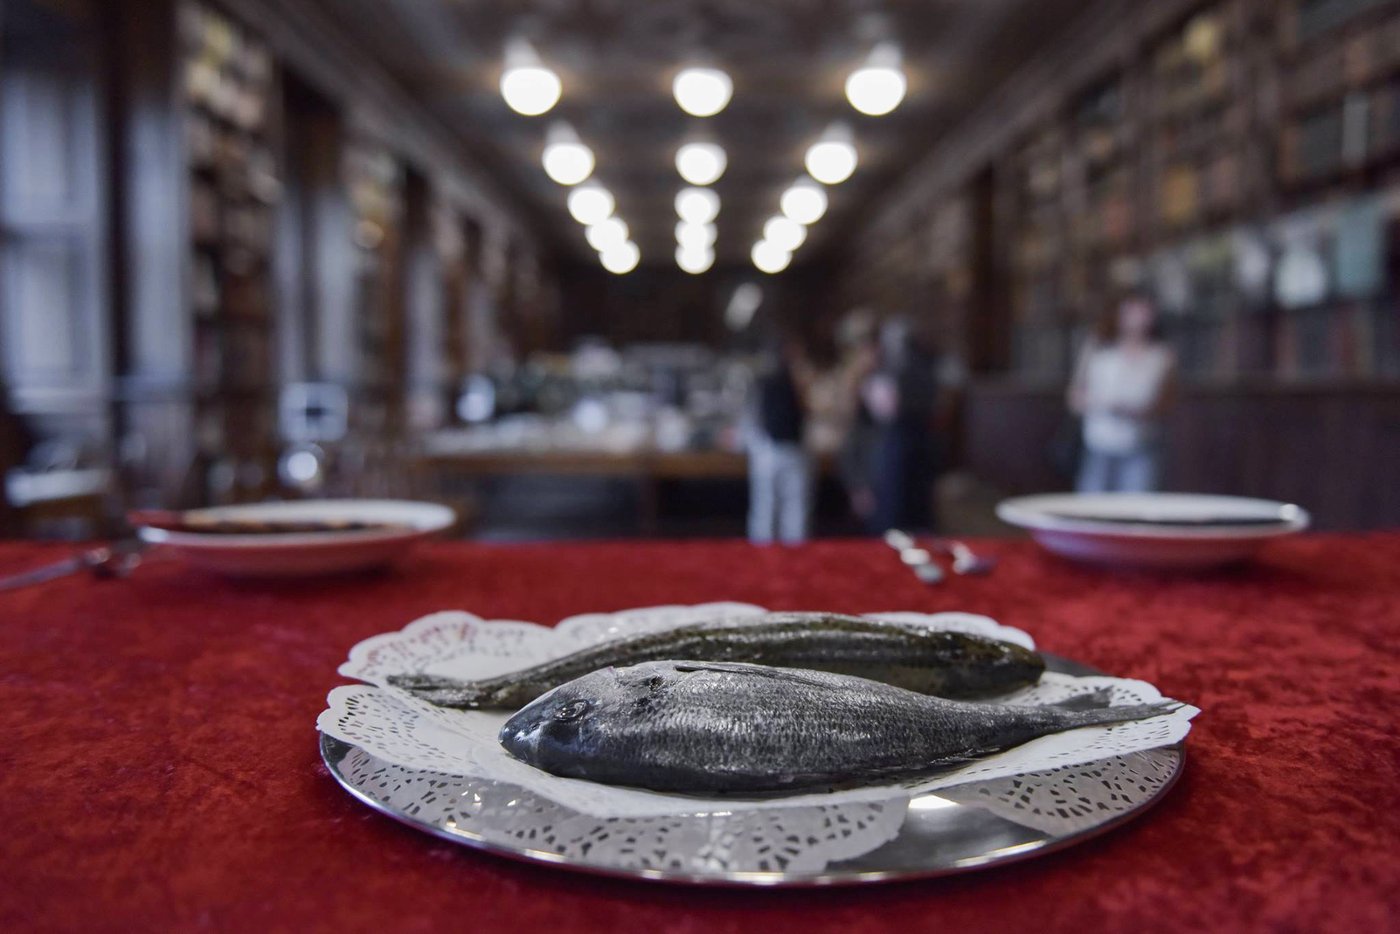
[417,446,829,533]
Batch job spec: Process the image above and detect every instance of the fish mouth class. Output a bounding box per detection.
[499,711,546,761]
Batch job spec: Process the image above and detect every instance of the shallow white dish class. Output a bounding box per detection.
[136,499,455,577]
[996,492,1309,569]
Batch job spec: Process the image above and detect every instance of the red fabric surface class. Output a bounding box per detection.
[1,534,1397,933]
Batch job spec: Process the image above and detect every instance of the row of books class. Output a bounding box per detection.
[181,1,281,500]
[1011,299,1399,383]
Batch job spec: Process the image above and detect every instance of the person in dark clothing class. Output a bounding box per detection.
[836,318,880,524]
[747,339,812,544]
[861,318,940,533]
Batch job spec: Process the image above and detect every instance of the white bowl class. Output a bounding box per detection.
[136,499,456,578]
[995,493,1309,570]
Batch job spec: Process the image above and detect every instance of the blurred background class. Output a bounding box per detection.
[1,0,1398,541]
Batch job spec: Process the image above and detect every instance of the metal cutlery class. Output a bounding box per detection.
[0,541,146,593]
[930,538,998,575]
[884,530,997,582]
[883,529,944,584]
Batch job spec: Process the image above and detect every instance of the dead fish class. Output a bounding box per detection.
[388,612,1045,709]
[499,659,1180,794]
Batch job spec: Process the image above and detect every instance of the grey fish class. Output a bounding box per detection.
[499,660,1180,794]
[388,612,1045,709]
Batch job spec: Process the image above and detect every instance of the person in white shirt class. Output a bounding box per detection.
[1066,294,1176,493]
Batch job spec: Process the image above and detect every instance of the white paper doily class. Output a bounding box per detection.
[334,745,911,875]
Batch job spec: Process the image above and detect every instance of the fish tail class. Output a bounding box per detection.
[1063,700,1183,728]
[386,673,486,709]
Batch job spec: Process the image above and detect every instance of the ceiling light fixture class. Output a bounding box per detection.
[675,220,717,251]
[542,122,594,185]
[751,240,791,274]
[600,241,640,274]
[675,141,727,186]
[780,178,828,225]
[500,39,561,116]
[567,183,615,225]
[585,216,629,252]
[672,66,733,117]
[676,244,715,274]
[763,216,807,252]
[675,187,720,224]
[725,282,763,331]
[845,42,906,116]
[804,123,858,185]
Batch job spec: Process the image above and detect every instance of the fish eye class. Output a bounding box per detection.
[554,700,589,721]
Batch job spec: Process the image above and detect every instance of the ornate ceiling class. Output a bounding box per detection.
[308,0,1090,268]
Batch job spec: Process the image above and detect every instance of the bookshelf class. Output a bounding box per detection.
[994,0,1400,387]
[179,0,281,502]
[343,139,405,440]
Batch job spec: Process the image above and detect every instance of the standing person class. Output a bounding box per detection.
[835,313,880,524]
[862,317,940,533]
[747,338,812,545]
[1067,293,1177,493]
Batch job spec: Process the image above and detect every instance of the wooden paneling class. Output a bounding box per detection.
[403,168,447,429]
[276,70,347,385]
[964,380,1400,529]
[112,0,188,385]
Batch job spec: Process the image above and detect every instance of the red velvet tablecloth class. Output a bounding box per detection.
[2,535,1398,932]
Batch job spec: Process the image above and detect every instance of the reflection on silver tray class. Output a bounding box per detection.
[319,655,1185,886]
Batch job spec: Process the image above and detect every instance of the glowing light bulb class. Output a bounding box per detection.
[725,282,763,331]
[672,67,732,117]
[542,123,594,185]
[585,216,629,252]
[500,39,561,116]
[751,240,791,274]
[675,187,720,225]
[780,178,828,225]
[675,221,716,251]
[567,183,614,225]
[845,42,906,116]
[763,215,806,252]
[676,244,714,274]
[675,142,727,186]
[805,123,857,185]
[600,241,640,274]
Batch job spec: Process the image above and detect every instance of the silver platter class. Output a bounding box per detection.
[320,655,1184,886]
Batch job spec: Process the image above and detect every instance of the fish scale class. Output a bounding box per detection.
[389,612,1045,709]
[499,660,1181,794]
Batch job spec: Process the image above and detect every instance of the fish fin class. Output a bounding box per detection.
[386,673,486,709]
[387,673,461,690]
[1047,688,1115,711]
[670,660,834,688]
[1064,700,1184,728]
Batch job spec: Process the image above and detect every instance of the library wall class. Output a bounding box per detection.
[836,0,1400,527]
[106,0,559,509]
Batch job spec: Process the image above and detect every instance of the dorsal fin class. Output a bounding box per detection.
[670,660,833,688]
